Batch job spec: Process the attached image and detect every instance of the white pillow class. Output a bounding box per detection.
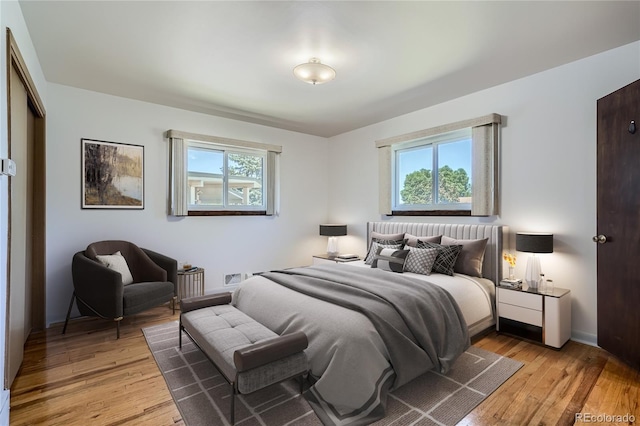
[96,251,134,285]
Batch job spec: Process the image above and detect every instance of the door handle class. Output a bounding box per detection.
[592,235,608,244]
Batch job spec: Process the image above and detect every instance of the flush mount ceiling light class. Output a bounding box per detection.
[293,57,336,85]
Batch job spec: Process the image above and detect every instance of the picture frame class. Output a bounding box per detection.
[81,138,144,209]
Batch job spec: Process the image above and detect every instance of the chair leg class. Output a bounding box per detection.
[179,319,183,349]
[62,292,76,335]
[115,317,123,339]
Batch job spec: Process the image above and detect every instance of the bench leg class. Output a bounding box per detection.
[231,384,237,425]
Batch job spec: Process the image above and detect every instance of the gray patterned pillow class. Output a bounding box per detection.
[419,241,463,276]
[364,239,406,265]
[372,247,409,273]
[404,246,439,275]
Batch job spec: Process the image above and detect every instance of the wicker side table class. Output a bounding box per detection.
[177,268,205,303]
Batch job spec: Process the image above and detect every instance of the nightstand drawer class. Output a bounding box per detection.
[497,286,571,348]
[499,288,542,311]
[498,303,543,327]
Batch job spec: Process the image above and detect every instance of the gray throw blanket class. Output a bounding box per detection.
[262,265,470,387]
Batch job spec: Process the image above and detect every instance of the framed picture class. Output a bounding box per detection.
[82,138,144,209]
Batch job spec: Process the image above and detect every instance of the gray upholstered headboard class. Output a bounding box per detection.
[367,222,505,285]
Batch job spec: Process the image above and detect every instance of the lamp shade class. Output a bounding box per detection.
[516,232,553,253]
[319,224,347,237]
[294,58,336,85]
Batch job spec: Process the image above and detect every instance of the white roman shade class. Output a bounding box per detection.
[376,113,502,216]
[166,130,282,216]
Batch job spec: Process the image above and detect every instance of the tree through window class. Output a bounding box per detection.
[394,129,472,211]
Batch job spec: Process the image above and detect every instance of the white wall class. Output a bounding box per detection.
[328,41,640,345]
[46,84,330,325]
[1,0,49,421]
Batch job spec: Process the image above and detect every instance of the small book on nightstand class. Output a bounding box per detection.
[336,254,359,260]
[499,278,523,289]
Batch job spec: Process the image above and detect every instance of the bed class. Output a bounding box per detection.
[233,222,505,425]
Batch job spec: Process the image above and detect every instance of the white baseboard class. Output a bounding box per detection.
[0,389,9,425]
[571,330,598,347]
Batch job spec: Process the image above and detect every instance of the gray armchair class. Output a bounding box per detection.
[63,240,178,338]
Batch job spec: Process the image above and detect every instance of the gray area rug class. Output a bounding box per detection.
[143,321,522,426]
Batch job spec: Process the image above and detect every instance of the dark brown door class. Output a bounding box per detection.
[596,79,640,370]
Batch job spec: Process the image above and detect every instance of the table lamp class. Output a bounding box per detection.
[516,232,553,290]
[319,224,347,257]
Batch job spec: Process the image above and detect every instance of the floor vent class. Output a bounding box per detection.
[224,273,243,286]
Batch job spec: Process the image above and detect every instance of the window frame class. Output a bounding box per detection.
[166,129,281,217]
[187,141,267,213]
[376,113,501,217]
[392,128,472,213]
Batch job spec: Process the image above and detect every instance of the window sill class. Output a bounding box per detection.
[390,210,471,217]
[188,210,267,217]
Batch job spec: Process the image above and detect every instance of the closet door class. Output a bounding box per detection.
[6,65,33,387]
[4,30,46,389]
[596,79,640,370]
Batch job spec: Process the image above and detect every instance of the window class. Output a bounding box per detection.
[166,130,281,216]
[394,129,472,211]
[376,114,501,216]
[188,143,265,211]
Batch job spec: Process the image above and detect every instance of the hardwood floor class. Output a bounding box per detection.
[9,305,640,425]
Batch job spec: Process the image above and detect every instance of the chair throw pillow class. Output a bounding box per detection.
[96,251,134,285]
[371,247,409,273]
[419,242,463,276]
[404,246,439,275]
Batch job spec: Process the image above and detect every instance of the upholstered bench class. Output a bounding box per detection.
[179,292,309,424]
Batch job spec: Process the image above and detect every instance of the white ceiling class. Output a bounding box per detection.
[19,1,640,137]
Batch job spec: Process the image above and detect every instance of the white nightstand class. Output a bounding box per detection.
[312,254,361,265]
[496,285,571,349]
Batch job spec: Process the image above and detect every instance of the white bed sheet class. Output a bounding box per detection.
[346,260,495,336]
